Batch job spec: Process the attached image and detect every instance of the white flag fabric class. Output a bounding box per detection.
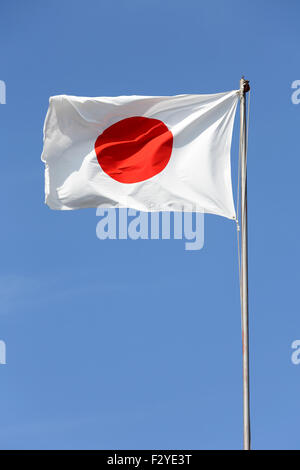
[41,90,239,219]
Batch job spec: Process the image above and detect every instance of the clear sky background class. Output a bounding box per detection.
[0,0,299,450]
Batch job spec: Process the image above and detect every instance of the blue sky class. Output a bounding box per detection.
[0,0,299,450]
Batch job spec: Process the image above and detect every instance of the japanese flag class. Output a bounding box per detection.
[41,90,239,219]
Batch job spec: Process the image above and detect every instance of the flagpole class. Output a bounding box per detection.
[239,76,250,450]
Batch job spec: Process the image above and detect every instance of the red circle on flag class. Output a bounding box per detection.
[95,116,173,183]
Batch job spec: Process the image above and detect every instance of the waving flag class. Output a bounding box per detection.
[41,90,239,219]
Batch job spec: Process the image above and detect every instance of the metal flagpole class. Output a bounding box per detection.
[239,76,250,450]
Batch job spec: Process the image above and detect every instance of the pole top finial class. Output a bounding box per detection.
[240,77,250,93]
